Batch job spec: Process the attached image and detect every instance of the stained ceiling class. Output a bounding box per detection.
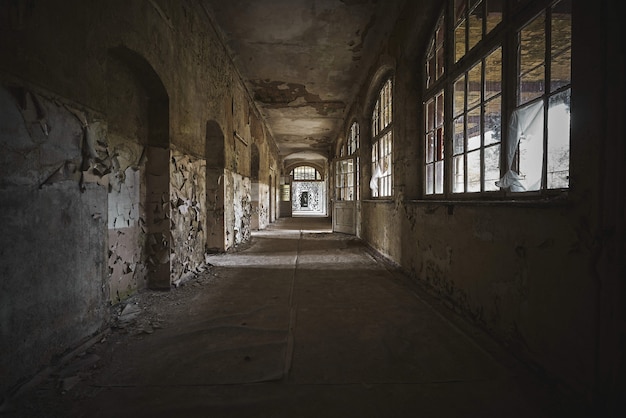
[201,0,408,162]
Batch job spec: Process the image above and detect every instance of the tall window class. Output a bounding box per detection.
[371,78,393,198]
[452,47,503,193]
[423,0,571,196]
[501,2,572,191]
[336,122,360,201]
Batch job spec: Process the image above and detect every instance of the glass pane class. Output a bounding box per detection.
[454,116,465,155]
[435,160,444,194]
[426,164,434,195]
[436,92,445,127]
[551,48,571,92]
[436,127,444,161]
[454,75,465,117]
[453,155,465,193]
[455,0,467,23]
[427,56,436,88]
[517,103,544,192]
[484,96,501,145]
[484,47,502,100]
[455,21,467,62]
[468,62,482,108]
[467,150,481,192]
[372,101,379,134]
[436,16,445,47]
[519,13,546,78]
[426,133,435,163]
[486,0,503,33]
[467,106,481,150]
[437,45,445,80]
[519,64,545,105]
[356,156,360,200]
[426,99,434,131]
[547,89,570,188]
[484,144,500,191]
[551,0,571,94]
[468,4,483,50]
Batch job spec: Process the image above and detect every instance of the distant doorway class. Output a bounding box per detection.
[290,166,326,216]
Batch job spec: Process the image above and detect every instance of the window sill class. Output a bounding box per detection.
[406,192,570,208]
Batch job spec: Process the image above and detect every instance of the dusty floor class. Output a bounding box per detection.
[3,217,590,417]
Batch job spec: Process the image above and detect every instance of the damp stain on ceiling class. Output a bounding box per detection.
[201,0,407,160]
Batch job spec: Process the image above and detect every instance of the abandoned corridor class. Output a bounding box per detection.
[7,217,584,418]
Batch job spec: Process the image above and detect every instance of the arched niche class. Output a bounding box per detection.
[205,120,227,251]
[106,45,171,295]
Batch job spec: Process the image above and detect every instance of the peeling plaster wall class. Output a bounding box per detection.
[170,148,207,283]
[224,171,252,250]
[206,168,226,252]
[0,0,280,392]
[258,183,270,229]
[108,165,146,302]
[0,85,109,393]
[354,0,622,403]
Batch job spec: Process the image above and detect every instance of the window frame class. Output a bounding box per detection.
[371,77,394,199]
[422,0,571,200]
[291,166,322,181]
[334,121,361,202]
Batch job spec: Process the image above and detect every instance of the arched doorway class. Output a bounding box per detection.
[290,165,327,216]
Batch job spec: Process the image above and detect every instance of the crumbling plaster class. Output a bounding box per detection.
[0,0,279,394]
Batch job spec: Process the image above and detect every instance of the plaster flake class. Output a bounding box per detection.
[0,87,114,189]
[107,165,146,302]
[170,150,207,282]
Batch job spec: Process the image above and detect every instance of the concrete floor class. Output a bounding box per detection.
[4,217,588,417]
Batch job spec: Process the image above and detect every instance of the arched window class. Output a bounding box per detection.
[371,78,393,198]
[291,166,321,181]
[335,121,360,201]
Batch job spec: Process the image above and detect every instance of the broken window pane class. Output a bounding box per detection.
[516,102,544,192]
